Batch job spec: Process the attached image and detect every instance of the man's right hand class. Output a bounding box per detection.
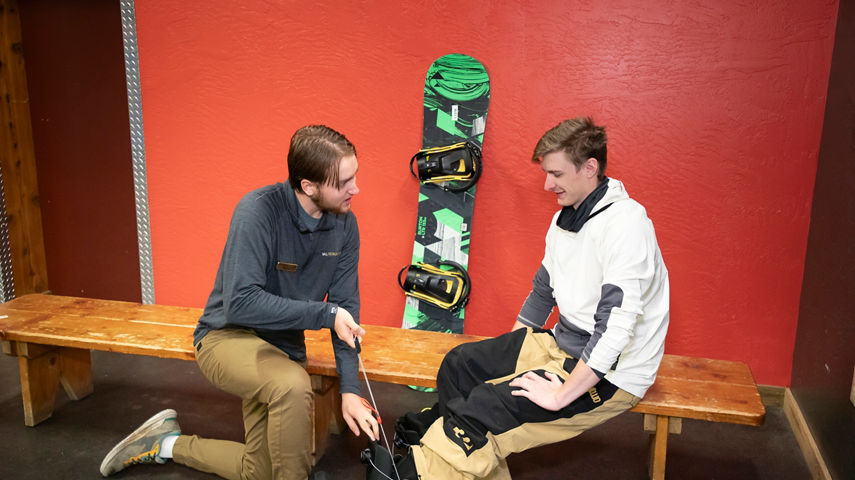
[333,307,365,349]
[341,393,379,441]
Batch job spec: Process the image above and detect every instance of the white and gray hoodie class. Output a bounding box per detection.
[517,178,670,398]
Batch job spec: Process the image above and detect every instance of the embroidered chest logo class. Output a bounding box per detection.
[321,251,341,257]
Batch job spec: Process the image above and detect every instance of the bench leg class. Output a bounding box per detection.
[58,347,94,400]
[310,375,344,465]
[643,414,681,480]
[18,347,62,426]
[647,415,669,480]
[3,342,93,427]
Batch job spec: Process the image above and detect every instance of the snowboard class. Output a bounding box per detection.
[401,53,490,335]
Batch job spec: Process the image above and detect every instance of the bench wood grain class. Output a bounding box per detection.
[0,294,765,479]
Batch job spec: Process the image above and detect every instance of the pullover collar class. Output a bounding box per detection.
[556,178,611,233]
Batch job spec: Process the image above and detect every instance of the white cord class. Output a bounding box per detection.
[358,349,401,480]
[366,455,396,480]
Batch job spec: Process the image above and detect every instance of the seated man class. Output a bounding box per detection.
[100,125,378,480]
[381,117,670,479]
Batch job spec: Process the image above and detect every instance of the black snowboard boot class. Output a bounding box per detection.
[362,441,395,480]
[393,403,440,448]
[361,441,419,480]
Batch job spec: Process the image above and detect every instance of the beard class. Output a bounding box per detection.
[310,191,350,215]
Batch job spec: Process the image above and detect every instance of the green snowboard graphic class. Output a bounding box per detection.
[402,54,490,335]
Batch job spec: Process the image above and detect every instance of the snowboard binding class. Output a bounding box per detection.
[398,261,471,313]
[409,141,482,193]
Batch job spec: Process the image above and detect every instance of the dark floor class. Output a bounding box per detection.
[0,351,811,479]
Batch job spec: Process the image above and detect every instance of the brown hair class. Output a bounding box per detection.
[532,117,607,180]
[287,125,356,193]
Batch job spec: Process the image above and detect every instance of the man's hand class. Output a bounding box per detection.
[509,371,567,411]
[510,360,600,412]
[341,392,379,441]
[333,307,365,349]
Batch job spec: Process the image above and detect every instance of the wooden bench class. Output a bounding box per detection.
[0,294,765,479]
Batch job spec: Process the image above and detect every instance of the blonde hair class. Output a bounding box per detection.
[532,117,607,180]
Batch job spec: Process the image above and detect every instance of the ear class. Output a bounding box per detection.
[300,178,318,196]
[584,157,599,179]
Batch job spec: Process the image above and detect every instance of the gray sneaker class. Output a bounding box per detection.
[99,409,181,477]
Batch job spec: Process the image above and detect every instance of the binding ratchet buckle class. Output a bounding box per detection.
[398,261,471,313]
[409,141,482,193]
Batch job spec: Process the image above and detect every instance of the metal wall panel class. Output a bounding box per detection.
[120,0,154,304]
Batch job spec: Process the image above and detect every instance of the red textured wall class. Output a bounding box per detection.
[135,0,838,386]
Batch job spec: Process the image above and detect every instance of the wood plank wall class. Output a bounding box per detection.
[0,0,50,296]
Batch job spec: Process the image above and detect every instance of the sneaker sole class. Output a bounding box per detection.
[99,409,178,476]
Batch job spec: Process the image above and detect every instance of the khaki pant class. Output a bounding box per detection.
[413,328,641,479]
[172,328,313,480]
